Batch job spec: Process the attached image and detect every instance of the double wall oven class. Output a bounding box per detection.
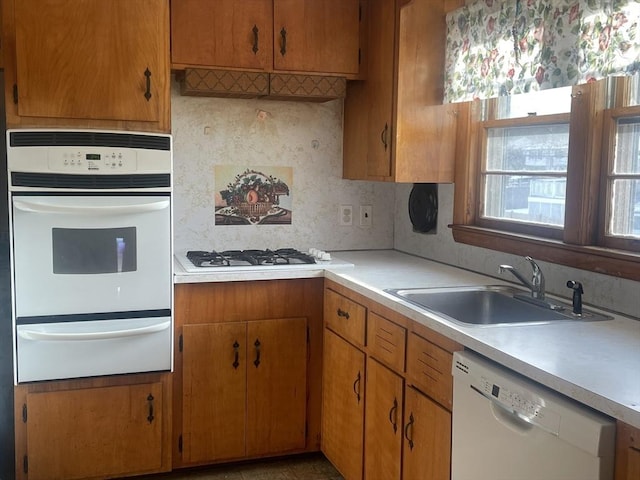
[7,129,172,383]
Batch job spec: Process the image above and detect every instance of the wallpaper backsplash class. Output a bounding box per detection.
[171,79,395,254]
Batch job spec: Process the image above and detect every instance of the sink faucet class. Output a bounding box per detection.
[499,256,545,300]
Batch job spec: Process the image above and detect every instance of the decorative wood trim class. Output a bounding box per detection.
[180,68,269,98]
[179,68,346,101]
[269,73,346,101]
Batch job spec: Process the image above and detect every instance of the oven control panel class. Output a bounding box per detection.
[48,148,138,173]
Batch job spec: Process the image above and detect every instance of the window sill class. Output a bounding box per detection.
[450,225,640,282]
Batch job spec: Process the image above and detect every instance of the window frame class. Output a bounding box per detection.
[451,80,640,282]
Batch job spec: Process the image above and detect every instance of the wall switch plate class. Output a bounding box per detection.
[360,205,372,227]
[339,205,353,226]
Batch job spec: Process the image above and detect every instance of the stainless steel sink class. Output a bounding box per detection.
[384,285,613,326]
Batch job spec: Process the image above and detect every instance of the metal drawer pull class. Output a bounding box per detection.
[337,308,350,320]
[381,123,389,151]
[147,394,155,423]
[144,68,152,101]
[252,25,259,54]
[233,340,240,369]
[254,339,261,367]
[353,371,361,404]
[404,412,415,450]
[280,27,287,56]
[389,397,398,433]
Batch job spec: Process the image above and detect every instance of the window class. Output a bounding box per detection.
[452,77,640,281]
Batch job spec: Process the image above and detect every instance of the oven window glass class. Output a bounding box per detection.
[52,227,137,274]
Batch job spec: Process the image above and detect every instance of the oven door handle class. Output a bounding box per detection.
[17,320,171,341]
[13,199,170,215]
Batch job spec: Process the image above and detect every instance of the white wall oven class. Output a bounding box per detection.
[7,130,172,383]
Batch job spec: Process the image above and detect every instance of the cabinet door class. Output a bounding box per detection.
[25,383,163,480]
[402,386,451,480]
[14,0,168,122]
[273,0,360,75]
[322,329,365,480]
[365,0,395,178]
[171,0,272,70]
[182,323,247,463]
[364,359,403,480]
[247,317,308,456]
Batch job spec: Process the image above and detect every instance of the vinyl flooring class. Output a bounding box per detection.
[139,454,344,480]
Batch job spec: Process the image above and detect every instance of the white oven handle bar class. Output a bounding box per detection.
[17,320,171,341]
[13,199,170,215]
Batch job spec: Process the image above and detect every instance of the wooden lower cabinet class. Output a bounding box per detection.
[322,280,460,480]
[322,328,365,480]
[174,279,323,469]
[616,421,640,480]
[402,386,451,480]
[364,358,403,480]
[181,318,308,464]
[14,374,171,480]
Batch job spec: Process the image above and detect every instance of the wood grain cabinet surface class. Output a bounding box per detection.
[343,0,466,182]
[171,0,361,77]
[616,421,640,480]
[181,318,308,464]
[321,328,366,480]
[2,0,171,132]
[173,279,323,469]
[14,374,172,480]
[322,279,461,480]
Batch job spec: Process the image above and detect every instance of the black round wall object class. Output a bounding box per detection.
[408,183,438,233]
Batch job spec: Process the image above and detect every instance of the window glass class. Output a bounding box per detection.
[482,123,569,227]
[608,117,640,238]
[494,87,572,119]
[52,227,137,274]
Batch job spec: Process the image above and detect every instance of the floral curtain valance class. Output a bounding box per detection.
[444,0,640,103]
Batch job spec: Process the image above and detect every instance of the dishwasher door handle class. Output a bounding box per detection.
[470,384,537,434]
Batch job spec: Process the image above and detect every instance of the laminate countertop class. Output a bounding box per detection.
[174,249,640,429]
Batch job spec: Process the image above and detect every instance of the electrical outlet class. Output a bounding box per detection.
[360,205,372,227]
[339,205,353,226]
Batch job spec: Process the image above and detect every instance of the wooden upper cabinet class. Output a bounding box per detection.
[344,0,463,182]
[272,0,360,75]
[170,0,361,76]
[171,0,273,70]
[5,0,170,132]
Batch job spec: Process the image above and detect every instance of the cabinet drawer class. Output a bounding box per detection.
[406,333,454,410]
[324,289,366,347]
[367,312,406,373]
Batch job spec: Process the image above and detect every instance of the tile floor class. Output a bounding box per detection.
[139,454,344,480]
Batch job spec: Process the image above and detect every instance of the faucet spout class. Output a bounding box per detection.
[499,256,546,300]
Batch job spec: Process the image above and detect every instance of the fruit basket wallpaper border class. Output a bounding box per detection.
[214,166,293,225]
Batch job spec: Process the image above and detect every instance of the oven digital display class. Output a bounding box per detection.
[86,153,101,160]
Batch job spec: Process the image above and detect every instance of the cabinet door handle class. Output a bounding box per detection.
[353,371,361,404]
[252,25,259,54]
[380,123,389,151]
[253,339,261,367]
[147,394,155,424]
[233,340,240,369]
[389,397,398,433]
[337,308,350,320]
[144,68,152,101]
[404,412,414,450]
[280,27,287,56]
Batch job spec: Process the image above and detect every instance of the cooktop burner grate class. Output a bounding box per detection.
[186,248,316,268]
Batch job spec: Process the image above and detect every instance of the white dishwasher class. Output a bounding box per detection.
[451,351,616,480]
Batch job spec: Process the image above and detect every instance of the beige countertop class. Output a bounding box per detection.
[174,249,640,429]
